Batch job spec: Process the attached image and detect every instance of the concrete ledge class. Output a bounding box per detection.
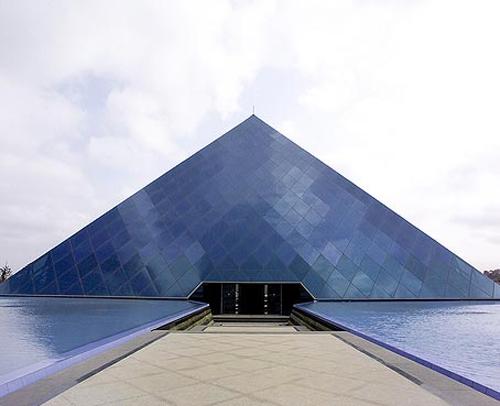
[156,307,212,331]
[290,308,337,331]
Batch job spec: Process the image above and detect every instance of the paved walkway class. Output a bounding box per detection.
[44,324,450,406]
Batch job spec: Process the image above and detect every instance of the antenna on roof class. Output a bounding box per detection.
[252,105,255,115]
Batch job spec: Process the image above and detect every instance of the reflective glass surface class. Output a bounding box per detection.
[297,300,500,394]
[1,116,498,299]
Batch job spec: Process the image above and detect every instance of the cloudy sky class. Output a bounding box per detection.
[1,0,499,273]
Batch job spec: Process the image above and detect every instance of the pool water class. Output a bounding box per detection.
[0,296,203,385]
[297,300,500,395]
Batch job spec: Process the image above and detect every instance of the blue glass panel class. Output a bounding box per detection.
[111,282,134,296]
[77,254,98,278]
[421,273,447,297]
[372,230,393,252]
[73,239,93,263]
[130,269,157,296]
[241,255,261,271]
[100,254,121,275]
[70,229,89,250]
[276,242,296,267]
[81,269,107,295]
[90,228,110,250]
[445,284,467,298]
[381,256,404,280]
[304,208,322,227]
[405,255,427,281]
[54,255,74,274]
[494,284,500,299]
[345,283,365,298]
[253,243,273,266]
[343,239,365,266]
[116,241,136,265]
[469,284,493,298]
[336,255,358,281]
[123,254,144,279]
[351,270,375,296]
[373,269,399,296]
[295,218,314,238]
[326,270,350,296]
[321,242,342,266]
[111,230,130,250]
[177,269,201,293]
[470,271,494,296]
[64,281,84,295]
[103,268,128,292]
[359,255,380,279]
[95,241,115,263]
[395,283,417,298]
[33,266,56,291]
[169,256,192,280]
[185,242,205,265]
[400,269,423,295]
[52,242,72,263]
[311,255,334,281]
[365,241,386,266]
[370,285,392,298]
[58,266,81,292]
[447,268,469,295]
[302,269,326,296]
[288,255,310,279]
[145,255,168,280]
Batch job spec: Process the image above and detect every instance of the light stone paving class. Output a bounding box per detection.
[43,324,453,406]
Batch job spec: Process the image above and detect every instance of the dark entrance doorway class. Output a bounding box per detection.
[239,284,264,314]
[190,283,313,315]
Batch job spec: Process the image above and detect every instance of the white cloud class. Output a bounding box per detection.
[1,0,499,271]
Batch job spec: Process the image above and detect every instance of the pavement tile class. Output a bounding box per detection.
[219,358,275,373]
[213,371,291,394]
[179,364,242,382]
[294,372,366,395]
[253,382,338,406]
[43,396,74,406]
[157,382,240,406]
[156,355,207,371]
[127,370,197,393]
[107,394,174,405]
[215,395,278,405]
[58,381,148,406]
[351,382,449,406]
[106,360,165,380]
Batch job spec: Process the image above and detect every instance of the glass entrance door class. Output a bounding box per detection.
[267,284,282,314]
[222,283,237,314]
[239,284,265,314]
[190,282,313,315]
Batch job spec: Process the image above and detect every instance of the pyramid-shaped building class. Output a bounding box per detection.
[1,116,498,303]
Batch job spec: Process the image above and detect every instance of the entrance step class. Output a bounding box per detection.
[204,324,298,333]
[212,314,290,323]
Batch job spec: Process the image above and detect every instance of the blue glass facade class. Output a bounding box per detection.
[1,116,498,299]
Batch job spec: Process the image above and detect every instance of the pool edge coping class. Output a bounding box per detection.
[0,302,209,399]
[294,303,500,401]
